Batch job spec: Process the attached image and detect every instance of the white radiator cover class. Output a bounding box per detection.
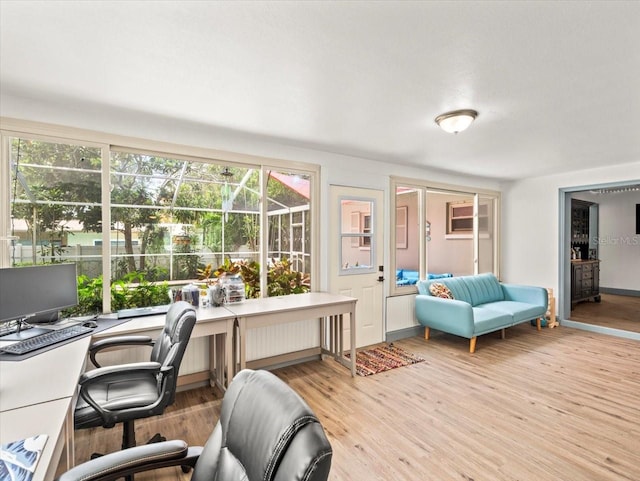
[89,318,321,374]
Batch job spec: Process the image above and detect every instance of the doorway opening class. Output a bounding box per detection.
[559,181,640,341]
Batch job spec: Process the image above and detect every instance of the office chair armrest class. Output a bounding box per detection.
[89,335,155,368]
[56,440,203,481]
[79,361,162,386]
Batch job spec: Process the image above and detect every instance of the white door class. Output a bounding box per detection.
[329,185,384,348]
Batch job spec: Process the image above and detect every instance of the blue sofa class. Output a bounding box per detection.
[415,273,548,353]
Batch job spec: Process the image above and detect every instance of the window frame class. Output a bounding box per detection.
[390,176,500,296]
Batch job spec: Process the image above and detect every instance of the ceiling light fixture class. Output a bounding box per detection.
[435,109,478,134]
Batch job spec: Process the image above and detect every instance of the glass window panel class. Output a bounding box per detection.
[340,198,374,274]
[436,192,474,275]
[396,186,419,287]
[9,137,103,274]
[266,170,311,295]
[478,196,495,274]
[110,152,261,284]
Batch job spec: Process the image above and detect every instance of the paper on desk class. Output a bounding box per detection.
[0,434,48,481]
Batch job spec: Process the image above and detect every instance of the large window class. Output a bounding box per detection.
[391,177,499,294]
[2,131,315,313]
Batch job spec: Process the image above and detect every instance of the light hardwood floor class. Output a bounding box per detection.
[570,293,640,333]
[70,324,640,481]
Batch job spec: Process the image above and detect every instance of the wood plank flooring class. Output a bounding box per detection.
[570,293,640,333]
[69,323,640,481]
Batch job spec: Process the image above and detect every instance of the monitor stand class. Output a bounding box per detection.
[0,319,51,341]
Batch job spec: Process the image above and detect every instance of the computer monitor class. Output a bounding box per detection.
[0,263,78,340]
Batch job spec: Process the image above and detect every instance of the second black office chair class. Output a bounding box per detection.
[59,369,333,481]
[74,301,197,452]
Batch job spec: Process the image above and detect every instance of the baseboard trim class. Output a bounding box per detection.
[176,371,210,392]
[562,319,640,341]
[386,325,423,342]
[246,347,322,371]
[599,287,640,297]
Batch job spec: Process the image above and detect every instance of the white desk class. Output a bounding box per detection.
[0,292,357,481]
[226,292,357,377]
[0,336,90,412]
[0,337,90,480]
[0,398,70,481]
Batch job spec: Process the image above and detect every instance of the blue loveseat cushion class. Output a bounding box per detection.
[476,301,545,324]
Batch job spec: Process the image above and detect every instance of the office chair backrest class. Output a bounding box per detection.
[151,301,197,402]
[191,369,332,481]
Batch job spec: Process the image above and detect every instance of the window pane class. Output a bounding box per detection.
[266,170,311,295]
[340,198,374,273]
[396,186,419,286]
[478,196,495,273]
[432,192,474,276]
[9,137,103,275]
[110,151,260,283]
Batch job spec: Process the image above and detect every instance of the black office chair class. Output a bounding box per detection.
[74,301,197,452]
[59,369,333,481]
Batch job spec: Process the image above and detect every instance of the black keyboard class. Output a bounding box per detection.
[0,324,94,355]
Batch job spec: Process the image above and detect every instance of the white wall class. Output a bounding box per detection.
[501,163,640,300]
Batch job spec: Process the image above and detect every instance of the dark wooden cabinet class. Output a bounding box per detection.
[571,199,591,245]
[571,260,600,306]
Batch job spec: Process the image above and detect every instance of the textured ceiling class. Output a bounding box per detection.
[1,1,639,180]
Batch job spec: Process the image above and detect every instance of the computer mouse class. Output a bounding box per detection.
[82,320,98,329]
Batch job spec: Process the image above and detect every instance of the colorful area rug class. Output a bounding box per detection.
[346,343,425,377]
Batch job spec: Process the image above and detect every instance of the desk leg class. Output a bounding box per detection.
[338,314,343,359]
[65,403,75,469]
[349,308,356,377]
[237,317,247,373]
[225,318,234,385]
[208,334,227,392]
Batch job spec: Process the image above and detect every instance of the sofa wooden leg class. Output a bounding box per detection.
[536,317,542,331]
[424,327,430,340]
[469,337,477,353]
[501,328,506,339]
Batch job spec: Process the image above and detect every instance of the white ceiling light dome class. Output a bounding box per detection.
[435,109,478,134]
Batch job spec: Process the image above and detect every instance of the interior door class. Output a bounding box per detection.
[329,185,384,348]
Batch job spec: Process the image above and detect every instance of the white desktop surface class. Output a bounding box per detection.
[0,398,70,481]
[93,306,235,338]
[226,292,356,320]
[0,336,90,412]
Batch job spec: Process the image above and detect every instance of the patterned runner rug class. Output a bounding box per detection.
[346,343,425,377]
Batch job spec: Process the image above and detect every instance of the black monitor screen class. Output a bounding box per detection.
[0,263,78,324]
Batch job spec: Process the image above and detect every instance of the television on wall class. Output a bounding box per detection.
[636,204,640,235]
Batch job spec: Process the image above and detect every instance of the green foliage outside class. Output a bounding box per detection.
[206,257,309,299]
[69,272,171,315]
